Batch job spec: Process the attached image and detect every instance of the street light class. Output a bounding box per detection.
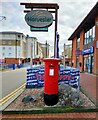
[0,16,6,21]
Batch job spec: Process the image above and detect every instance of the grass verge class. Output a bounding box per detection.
[2,106,98,114]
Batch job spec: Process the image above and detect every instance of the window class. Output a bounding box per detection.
[87,31,89,44]
[9,47,11,50]
[2,47,5,50]
[2,53,5,56]
[9,53,11,55]
[84,26,95,45]
[92,26,95,40]
[84,33,87,45]
[89,28,93,42]
[18,35,21,39]
[22,35,24,39]
[2,41,5,44]
[8,41,12,45]
[76,37,80,48]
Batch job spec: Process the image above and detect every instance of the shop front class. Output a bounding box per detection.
[82,46,94,73]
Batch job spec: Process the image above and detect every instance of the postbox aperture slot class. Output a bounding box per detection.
[49,65,55,68]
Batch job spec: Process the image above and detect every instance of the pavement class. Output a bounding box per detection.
[80,73,98,106]
[1,71,98,120]
[1,112,97,120]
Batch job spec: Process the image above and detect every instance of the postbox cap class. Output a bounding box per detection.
[43,58,60,62]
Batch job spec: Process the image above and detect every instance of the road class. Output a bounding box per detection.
[1,68,26,99]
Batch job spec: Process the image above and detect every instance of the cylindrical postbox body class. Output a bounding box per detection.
[43,58,60,106]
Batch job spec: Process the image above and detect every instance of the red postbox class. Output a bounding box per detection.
[43,58,60,106]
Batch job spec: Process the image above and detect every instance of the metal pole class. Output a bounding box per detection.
[30,43,32,68]
[63,43,65,66]
[54,8,58,58]
[46,41,47,58]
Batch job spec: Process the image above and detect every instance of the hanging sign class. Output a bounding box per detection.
[76,49,82,55]
[30,26,48,32]
[82,46,94,55]
[25,10,53,28]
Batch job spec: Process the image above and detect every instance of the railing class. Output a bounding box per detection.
[0,63,25,71]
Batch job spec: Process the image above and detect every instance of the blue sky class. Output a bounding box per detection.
[1,0,98,56]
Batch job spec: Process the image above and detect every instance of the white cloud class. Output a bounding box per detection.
[0,0,98,56]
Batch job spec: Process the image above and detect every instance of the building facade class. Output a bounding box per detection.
[39,41,50,58]
[68,2,98,75]
[0,31,26,64]
[62,44,72,65]
[26,35,38,59]
[0,31,49,64]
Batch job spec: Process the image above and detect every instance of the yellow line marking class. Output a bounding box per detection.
[0,86,25,106]
[0,83,26,106]
[0,83,25,102]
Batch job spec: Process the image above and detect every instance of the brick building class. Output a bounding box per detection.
[68,2,98,75]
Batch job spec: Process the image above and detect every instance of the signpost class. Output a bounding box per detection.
[20,3,59,58]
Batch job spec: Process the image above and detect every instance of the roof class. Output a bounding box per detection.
[39,42,50,47]
[68,2,98,40]
[26,34,37,39]
[0,31,24,35]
